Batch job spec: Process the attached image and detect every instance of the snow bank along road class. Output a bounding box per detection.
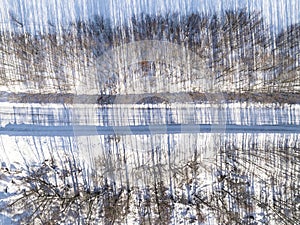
[0,102,299,136]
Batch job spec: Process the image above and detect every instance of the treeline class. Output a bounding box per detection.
[0,9,299,94]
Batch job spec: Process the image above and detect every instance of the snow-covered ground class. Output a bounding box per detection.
[0,0,299,223]
[1,102,300,127]
[1,0,299,33]
[0,102,299,224]
[1,132,299,224]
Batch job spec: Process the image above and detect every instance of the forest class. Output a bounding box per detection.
[0,8,299,225]
[0,9,299,97]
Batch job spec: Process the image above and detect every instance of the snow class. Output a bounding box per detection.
[0,102,299,223]
[1,102,300,128]
[1,0,299,33]
[0,0,299,223]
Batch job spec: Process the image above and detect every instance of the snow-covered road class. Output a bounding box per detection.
[1,123,300,136]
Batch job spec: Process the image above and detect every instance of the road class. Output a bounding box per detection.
[1,123,300,136]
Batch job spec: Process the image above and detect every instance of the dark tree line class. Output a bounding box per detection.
[0,9,299,94]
